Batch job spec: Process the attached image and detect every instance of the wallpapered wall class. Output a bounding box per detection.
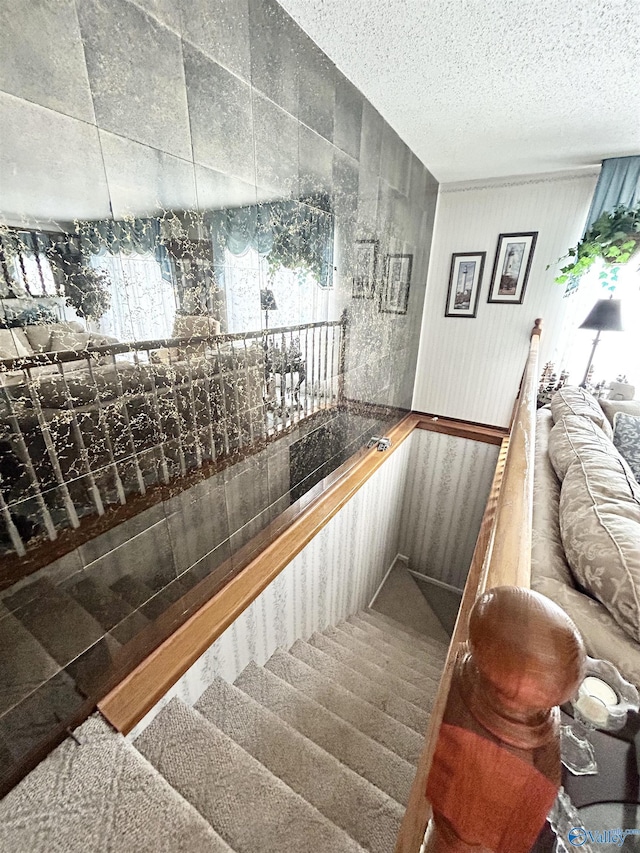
[129,435,412,738]
[0,0,438,790]
[413,169,599,427]
[398,429,499,590]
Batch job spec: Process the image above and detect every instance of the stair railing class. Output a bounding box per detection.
[396,319,587,853]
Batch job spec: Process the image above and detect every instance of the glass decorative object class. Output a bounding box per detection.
[560,657,640,776]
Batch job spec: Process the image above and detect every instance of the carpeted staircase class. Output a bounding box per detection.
[0,608,448,853]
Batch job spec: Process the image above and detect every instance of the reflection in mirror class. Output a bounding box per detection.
[0,195,342,559]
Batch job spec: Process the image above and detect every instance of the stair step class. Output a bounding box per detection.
[290,639,429,733]
[325,625,441,692]
[2,578,106,668]
[349,613,444,662]
[309,632,432,709]
[196,675,403,853]
[62,573,143,632]
[363,608,448,650]
[358,610,449,658]
[235,661,414,805]
[265,648,423,765]
[337,619,443,677]
[135,698,365,853]
[0,714,231,853]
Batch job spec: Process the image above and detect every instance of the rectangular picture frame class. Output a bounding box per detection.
[380,253,412,314]
[487,232,538,304]
[445,252,486,318]
[352,239,378,299]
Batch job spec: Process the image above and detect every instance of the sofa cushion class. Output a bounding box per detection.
[600,399,640,429]
[560,443,640,644]
[49,329,93,353]
[532,409,574,587]
[548,415,619,482]
[0,328,32,359]
[24,322,88,353]
[612,413,640,482]
[550,386,613,440]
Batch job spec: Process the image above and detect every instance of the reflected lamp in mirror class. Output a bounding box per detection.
[261,289,278,330]
[578,297,623,387]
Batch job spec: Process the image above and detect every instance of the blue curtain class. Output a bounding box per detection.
[584,155,640,233]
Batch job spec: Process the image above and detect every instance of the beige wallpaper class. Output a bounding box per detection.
[413,169,599,427]
[398,429,499,590]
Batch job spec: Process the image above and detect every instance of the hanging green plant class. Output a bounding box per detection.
[64,265,112,321]
[552,203,640,285]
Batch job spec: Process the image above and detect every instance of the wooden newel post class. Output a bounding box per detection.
[424,586,585,853]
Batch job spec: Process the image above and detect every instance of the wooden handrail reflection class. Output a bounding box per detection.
[395,319,580,853]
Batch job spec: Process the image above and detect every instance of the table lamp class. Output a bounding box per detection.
[578,296,623,388]
[260,289,277,331]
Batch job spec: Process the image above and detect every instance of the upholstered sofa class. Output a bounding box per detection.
[532,387,640,689]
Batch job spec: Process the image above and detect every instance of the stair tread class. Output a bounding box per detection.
[337,619,443,675]
[359,610,450,656]
[235,661,414,806]
[265,648,423,765]
[349,613,448,662]
[0,714,231,853]
[290,639,429,733]
[310,632,433,708]
[326,625,442,690]
[135,697,365,853]
[364,608,448,648]
[196,675,403,853]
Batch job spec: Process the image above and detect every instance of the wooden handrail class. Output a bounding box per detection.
[396,319,586,853]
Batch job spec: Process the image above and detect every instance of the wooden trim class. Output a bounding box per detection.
[413,414,506,446]
[394,436,509,853]
[99,413,421,733]
[396,320,542,852]
[483,327,540,589]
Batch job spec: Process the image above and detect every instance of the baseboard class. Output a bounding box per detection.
[369,553,403,608]
[407,569,463,596]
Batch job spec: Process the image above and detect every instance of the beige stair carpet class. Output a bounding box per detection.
[324,625,442,692]
[309,632,431,708]
[289,638,430,733]
[370,564,450,643]
[235,660,415,806]
[0,715,231,853]
[195,676,403,853]
[347,614,448,670]
[359,609,449,654]
[135,698,366,853]
[265,648,424,764]
[337,619,444,677]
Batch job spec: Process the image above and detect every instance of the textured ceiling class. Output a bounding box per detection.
[280,0,640,182]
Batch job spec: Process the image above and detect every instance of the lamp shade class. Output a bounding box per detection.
[260,289,277,311]
[579,299,623,332]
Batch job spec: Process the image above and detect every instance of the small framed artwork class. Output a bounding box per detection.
[445,252,486,318]
[352,239,378,299]
[487,232,538,304]
[380,253,413,314]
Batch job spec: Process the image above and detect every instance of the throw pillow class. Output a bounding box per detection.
[560,447,640,644]
[612,412,640,482]
[550,386,613,440]
[600,399,640,430]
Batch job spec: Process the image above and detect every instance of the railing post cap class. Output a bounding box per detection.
[469,586,585,710]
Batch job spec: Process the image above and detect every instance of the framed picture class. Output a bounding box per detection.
[487,232,538,304]
[380,253,412,314]
[352,239,378,299]
[445,252,486,318]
